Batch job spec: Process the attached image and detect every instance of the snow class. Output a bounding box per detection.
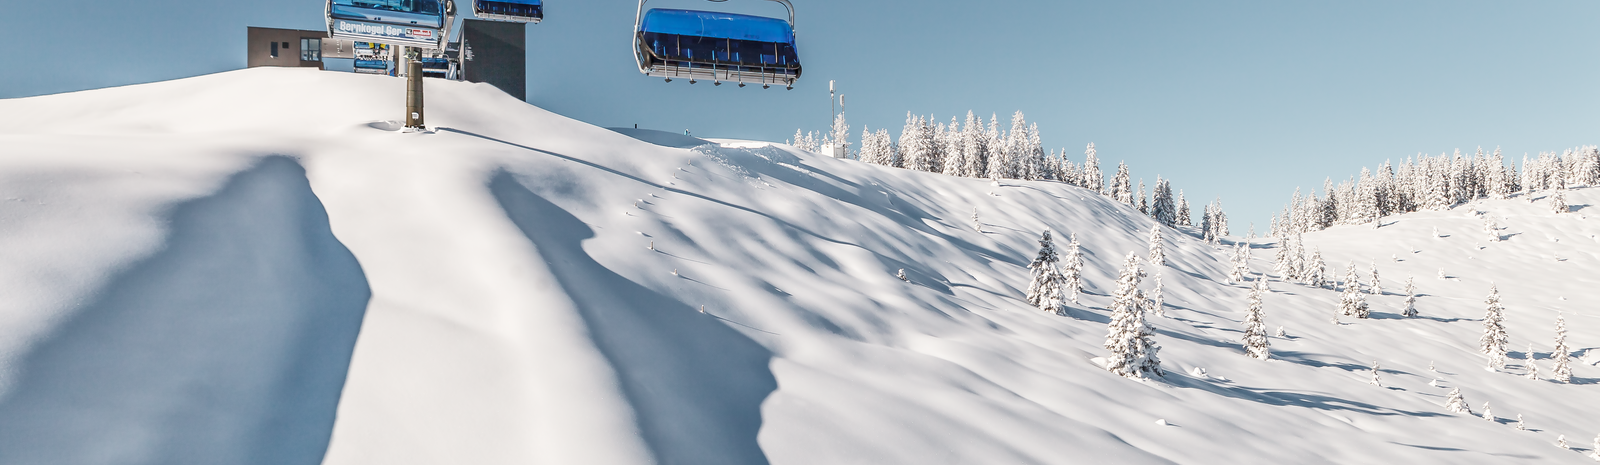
[0,67,1597,463]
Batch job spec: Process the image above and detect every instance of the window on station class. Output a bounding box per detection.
[270,41,279,58]
[301,38,322,61]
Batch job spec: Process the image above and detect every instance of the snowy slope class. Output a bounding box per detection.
[0,68,1595,464]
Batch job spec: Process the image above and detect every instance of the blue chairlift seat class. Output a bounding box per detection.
[474,0,542,23]
[634,6,801,87]
[354,58,390,74]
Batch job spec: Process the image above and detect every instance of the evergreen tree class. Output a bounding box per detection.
[1402,276,1418,317]
[829,113,851,158]
[963,111,988,178]
[1063,233,1084,304]
[1515,414,1525,431]
[900,114,933,172]
[1590,434,1600,460]
[1484,216,1501,242]
[972,207,982,232]
[1176,190,1192,226]
[986,114,1011,180]
[1137,180,1149,215]
[1210,198,1230,241]
[1525,343,1539,380]
[1481,284,1509,370]
[1228,243,1248,284]
[1152,178,1176,226]
[1339,261,1370,318]
[1558,435,1570,450]
[1111,162,1134,205]
[1105,252,1162,379]
[1553,312,1573,383]
[1243,280,1270,360]
[1025,230,1066,314]
[942,117,968,177]
[1552,185,1569,214]
[1273,236,1293,278]
[1147,225,1166,266]
[1369,361,1382,387]
[1445,388,1471,414]
[1082,143,1103,194]
[1306,247,1328,288]
[1360,260,1380,295]
[1150,270,1165,317]
[1481,402,1494,422]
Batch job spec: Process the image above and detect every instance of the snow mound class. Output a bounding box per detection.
[0,68,1596,464]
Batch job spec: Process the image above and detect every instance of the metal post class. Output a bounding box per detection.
[405,48,425,129]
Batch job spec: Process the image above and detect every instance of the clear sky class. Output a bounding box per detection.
[2,0,1596,229]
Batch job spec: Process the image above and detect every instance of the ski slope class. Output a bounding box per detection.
[0,68,1595,464]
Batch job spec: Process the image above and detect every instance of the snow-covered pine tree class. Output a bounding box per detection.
[1515,414,1525,430]
[1481,284,1509,370]
[1445,388,1471,414]
[1111,162,1133,205]
[1481,402,1494,422]
[1289,236,1307,282]
[900,114,932,172]
[1152,178,1176,226]
[1306,247,1328,288]
[963,111,988,178]
[1369,361,1382,387]
[1105,252,1162,379]
[1525,343,1539,380]
[1402,276,1418,317]
[897,268,907,281]
[1064,233,1084,304]
[1484,216,1500,242]
[1235,242,1252,281]
[1026,229,1066,314]
[987,114,1013,180]
[1137,180,1149,215]
[1209,198,1229,241]
[1176,190,1192,226]
[1553,312,1573,383]
[1552,184,1569,214]
[1558,435,1570,450]
[1590,434,1600,460]
[1025,122,1045,181]
[1243,280,1270,360]
[1150,270,1165,317]
[942,117,968,177]
[1147,225,1166,266]
[1273,236,1293,278]
[1368,261,1382,295]
[1082,143,1102,194]
[829,113,851,158]
[1200,203,1214,243]
[972,207,982,233]
[1228,243,1248,284]
[1339,261,1370,318]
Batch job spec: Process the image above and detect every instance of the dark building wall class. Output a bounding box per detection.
[247,27,328,70]
[462,20,526,101]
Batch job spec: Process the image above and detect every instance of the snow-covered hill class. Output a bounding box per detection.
[0,68,1595,464]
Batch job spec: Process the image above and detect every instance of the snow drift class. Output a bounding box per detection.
[0,68,1596,464]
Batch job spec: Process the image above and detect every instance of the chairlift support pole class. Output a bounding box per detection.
[406,48,425,129]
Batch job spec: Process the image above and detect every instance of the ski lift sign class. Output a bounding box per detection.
[332,19,439,48]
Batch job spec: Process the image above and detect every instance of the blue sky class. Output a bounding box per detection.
[2,0,1596,229]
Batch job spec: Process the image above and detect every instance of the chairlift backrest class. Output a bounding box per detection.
[632,0,801,87]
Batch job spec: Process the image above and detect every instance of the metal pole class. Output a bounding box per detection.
[405,47,425,129]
